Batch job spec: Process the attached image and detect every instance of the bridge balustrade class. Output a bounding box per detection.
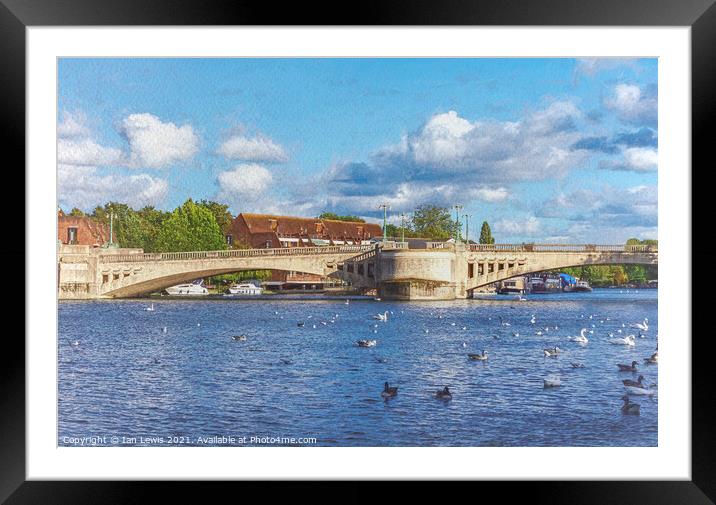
[468,244,657,253]
[97,244,374,263]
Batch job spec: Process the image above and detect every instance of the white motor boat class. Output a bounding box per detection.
[165,279,209,296]
[228,282,263,295]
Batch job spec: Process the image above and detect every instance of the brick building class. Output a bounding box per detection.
[226,213,383,290]
[57,210,109,247]
[226,213,382,249]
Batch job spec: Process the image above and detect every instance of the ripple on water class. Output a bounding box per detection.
[58,291,658,447]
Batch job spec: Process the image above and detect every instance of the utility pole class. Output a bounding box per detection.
[464,214,471,245]
[379,203,390,245]
[453,204,463,243]
[399,212,406,243]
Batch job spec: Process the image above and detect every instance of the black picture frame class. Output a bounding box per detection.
[3,0,712,502]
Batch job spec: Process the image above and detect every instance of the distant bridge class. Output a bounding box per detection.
[57,242,657,300]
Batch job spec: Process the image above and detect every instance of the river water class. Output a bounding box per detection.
[58,289,657,447]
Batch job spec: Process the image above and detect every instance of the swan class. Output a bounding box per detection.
[617,361,639,372]
[631,318,649,331]
[530,315,536,324]
[162,327,167,333]
[622,375,646,388]
[381,382,398,399]
[374,311,389,321]
[144,303,155,311]
[625,385,656,396]
[609,335,636,346]
[345,300,350,305]
[435,386,453,400]
[570,329,589,344]
[621,395,641,415]
[467,350,488,361]
[543,376,561,388]
[357,339,377,347]
[535,330,543,335]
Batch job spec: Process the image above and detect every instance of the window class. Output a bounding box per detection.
[269,219,278,231]
[67,227,78,244]
[226,234,233,246]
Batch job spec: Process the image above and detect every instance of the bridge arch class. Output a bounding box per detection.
[464,253,657,293]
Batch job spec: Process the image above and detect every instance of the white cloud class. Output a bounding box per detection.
[604,83,657,126]
[120,113,199,168]
[218,134,288,163]
[57,138,123,167]
[623,147,658,171]
[216,164,274,205]
[494,216,541,236]
[600,146,658,172]
[58,164,168,210]
[574,58,639,77]
[373,104,585,184]
[57,111,90,138]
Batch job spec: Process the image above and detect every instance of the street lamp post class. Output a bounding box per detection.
[109,211,115,247]
[379,203,390,245]
[399,212,406,243]
[464,214,471,245]
[453,204,463,243]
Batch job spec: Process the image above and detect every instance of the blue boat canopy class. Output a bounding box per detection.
[559,273,577,286]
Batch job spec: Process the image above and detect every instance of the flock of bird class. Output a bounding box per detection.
[66,299,658,417]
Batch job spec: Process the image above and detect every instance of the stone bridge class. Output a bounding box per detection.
[339,243,658,300]
[57,242,657,300]
[57,244,374,299]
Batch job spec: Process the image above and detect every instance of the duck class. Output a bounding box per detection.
[543,376,561,388]
[609,335,636,346]
[357,339,377,347]
[232,335,247,341]
[631,318,649,331]
[374,311,389,321]
[162,326,168,333]
[644,351,658,364]
[570,328,589,344]
[621,395,641,415]
[297,322,305,327]
[571,362,585,368]
[467,350,488,361]
[622,375,646,388]
[498,316,510,327]
[617,360,638,372]
[279,358,293,365]
[381,382,398,399]
[543,347,561,357]
[435,386,453,400]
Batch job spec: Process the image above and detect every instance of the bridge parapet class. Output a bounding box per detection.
[468,243,657,253]
[98,244,374,263]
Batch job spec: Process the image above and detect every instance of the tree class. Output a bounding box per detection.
[197,200,234,232]
[69,207,85,217]
[479,221,495,244]
[155,199,227,252]
[410,205,458,240]
[318,212,365,223]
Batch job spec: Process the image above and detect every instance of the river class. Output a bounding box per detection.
[58,289,657,447]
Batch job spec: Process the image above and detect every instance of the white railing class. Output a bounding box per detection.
[98,244,374,263]
[468,244,657,253]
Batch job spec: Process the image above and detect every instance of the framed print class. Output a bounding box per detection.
[4,0,713,502]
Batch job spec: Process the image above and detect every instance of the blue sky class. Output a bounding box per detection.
[57,58,657,243]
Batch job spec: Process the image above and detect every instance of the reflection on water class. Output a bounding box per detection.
[58,289,657,446]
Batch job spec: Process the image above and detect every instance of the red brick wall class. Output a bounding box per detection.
[58,216,109,246]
